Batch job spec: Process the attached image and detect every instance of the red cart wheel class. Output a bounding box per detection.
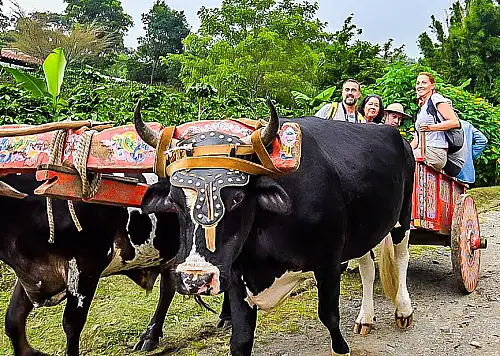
[451,194,481,293]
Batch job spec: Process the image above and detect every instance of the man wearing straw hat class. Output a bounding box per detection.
[383,103,411,128]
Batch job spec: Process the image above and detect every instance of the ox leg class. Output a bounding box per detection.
[133,269,176,352]
[62,275,99,356]
[315,268,349,356]
[5,281,48,356]
[393,230,413,328]
[229,272,257,356]
[217,292,232,329]
[353,252,375,335]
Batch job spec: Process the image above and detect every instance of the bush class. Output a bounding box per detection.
[1,63,497,186]
[0,67,295,128]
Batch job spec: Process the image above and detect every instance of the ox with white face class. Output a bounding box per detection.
[133,105,282,296]
[141,166,276,296]
[136,100,416,356]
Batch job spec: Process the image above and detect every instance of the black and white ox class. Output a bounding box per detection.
[0,173,181,355]
[135,103,415,356]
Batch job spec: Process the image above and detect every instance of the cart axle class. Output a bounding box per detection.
[476,238,487,250]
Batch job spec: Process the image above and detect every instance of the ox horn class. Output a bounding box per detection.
[261,99,280,147]
[0,181,27,199]
[134,100,159,148]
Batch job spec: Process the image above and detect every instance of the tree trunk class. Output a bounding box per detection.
[150,59,157,85]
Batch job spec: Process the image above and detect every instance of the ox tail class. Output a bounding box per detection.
[378,234,399,303]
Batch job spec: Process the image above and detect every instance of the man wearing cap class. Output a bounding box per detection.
[383,103,411,127]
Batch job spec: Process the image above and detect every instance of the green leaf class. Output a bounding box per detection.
[459,78,471,89]
[291,91,311,105]
[3,67,48,97]
[315,86,336,102]
[309,86,336,108]
[43,48,67,106]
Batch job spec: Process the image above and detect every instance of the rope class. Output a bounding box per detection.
[67,201,81,232]
[73,130,101,199]
[46,197,55,244]
[46,130,66,243]
[45,129,83,243]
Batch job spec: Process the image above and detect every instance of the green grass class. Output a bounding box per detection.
[0,271,228,355]
[2,183,497,355]
[0,267,363,355]
[0,243,440,355]
[468,185,500,213]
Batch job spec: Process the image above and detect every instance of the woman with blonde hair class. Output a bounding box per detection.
[411,72,461,171]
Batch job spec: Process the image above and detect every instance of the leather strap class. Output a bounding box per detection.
[204,225,217,252]
[165,156,281,178]
[231,118,266,130]
[192,144,254,157]
[155,120,293,179]
[251,129,282,174]
[154,126,175,176]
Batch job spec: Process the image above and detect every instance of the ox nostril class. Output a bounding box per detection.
[179,271,214,294]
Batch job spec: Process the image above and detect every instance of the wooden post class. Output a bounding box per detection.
[416,130,426,162]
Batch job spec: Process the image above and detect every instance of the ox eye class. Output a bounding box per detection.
[230,192,246,210]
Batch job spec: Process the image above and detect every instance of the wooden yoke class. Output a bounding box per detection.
[0,122,162,206]
[0,117,302,207]
[35,165,149,207]
[34,123,162,206]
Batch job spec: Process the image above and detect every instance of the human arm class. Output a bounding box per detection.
[471,126,488,159]
[419,95,460,132]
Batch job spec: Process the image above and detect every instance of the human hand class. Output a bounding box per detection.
[419,123,435,132]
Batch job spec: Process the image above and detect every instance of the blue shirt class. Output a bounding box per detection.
[456,120,488,184]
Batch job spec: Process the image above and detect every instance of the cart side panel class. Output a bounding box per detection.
[424,165,439,230]
[412,162,439,231]
[439,178,451,235]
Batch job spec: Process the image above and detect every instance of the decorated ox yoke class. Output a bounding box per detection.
[0,115,302,209]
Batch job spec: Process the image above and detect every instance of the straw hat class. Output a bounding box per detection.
[385,103,411,118]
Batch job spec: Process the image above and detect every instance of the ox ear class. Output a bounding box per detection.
[141,179,173,214]
[254,176,292,215]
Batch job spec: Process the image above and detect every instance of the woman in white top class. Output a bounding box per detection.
[411,72,461,171]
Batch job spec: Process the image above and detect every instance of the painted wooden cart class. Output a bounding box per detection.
[0,120,487,293]
[410,137,487,293]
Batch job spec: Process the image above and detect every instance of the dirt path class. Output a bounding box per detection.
[252,210,500,356]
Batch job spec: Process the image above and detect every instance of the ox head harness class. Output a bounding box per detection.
[153,120,301,253]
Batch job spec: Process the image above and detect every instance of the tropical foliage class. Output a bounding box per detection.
[418,0,500,104]
[8,16,113,64]
[0,0,498,185]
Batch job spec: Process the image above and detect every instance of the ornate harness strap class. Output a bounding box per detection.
[152,118,302,252]
[153,123,297,179]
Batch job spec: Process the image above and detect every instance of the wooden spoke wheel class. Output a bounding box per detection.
[451,194,481,293]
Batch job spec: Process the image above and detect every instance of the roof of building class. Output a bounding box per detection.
[0,48,43,66]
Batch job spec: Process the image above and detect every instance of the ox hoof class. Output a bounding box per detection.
[133,337,159,352]
[395,311,414,329]
[353,322,373,336]
[216,317,232,329]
